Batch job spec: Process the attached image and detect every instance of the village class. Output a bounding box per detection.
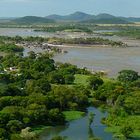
[16,41,68,54]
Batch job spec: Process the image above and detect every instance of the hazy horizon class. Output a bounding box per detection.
[0,0,140,17]
[1,11,140,18]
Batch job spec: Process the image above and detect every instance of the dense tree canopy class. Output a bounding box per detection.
[117,70,139,83]
[0,51,90,139]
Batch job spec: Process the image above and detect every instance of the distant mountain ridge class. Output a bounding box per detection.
[2,12,140,24]
[94,13,115,20]
[119,17,140,22]
[46,11,93,21]
[46,12,140,23]
[12,16,55,24]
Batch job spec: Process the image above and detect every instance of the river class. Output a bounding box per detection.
[22,44,140,77]
[53,46,140,77]
[1,28,138,77]
[39,107,113,140]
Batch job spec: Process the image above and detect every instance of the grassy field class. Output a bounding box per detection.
[74,74,90,87]
[63,111,85,121]
[32,125,51,134]
[102,77,116,83]
[74,74,116,85]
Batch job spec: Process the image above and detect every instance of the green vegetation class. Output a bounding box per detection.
[117,70,139,83]
[88,112,95,126]
[93,70,140,139]
[82,18,130,24]
[98,26,140,39]
[0,45,91,139]
[74,74,90,87]
[116,29,140,39]
[120,125,134,138]
[47,37,127,47]
[88,76,103,90]
[31,125,51,134]
[63,111,85,121]
[34,25,92,33]
[105,116,140,139]
[0,35,48,43]
[0,35,127,48]
[12,16,55,24]
[0,41,23,53]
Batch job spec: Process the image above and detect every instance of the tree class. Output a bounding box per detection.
[131,79,140,88]
[7,120,23,133]
[0,128,7,139]
[88,76,103,90]
[88,112,95,127]
[64,74,75,84]
[28,51,36,59]
[117,70,139,83]
[25,79,51,95]
[26,104,48,124]
[10,134,24,140]
[124,91,140,114]
[49,108,65,125]
[49,72,65,84]
[120,125,133,138]
[0,84,23,96]
[20,127,38,140]
[36,78,51,93]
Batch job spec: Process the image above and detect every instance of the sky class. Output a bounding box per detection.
[0,0,140,17]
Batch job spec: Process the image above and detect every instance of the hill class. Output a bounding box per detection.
[12,16,55,24]
[62,11,92,21]
[94,13,115,19]
[2,12,139,24]
[46,12,131,24]
[119,17,140,22]
[46,11,92,21]
[82,13,130,24]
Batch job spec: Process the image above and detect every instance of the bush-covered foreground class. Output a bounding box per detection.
[0,50,92,139]
[97,70,140,139]
[74,70,140,139]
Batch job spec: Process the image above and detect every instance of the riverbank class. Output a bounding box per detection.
[36,75,112,140]
[15,72,140,140]
[57,44,112,49]
[34,105,140,140]
[32,111,86,135]
[39,106,113,140]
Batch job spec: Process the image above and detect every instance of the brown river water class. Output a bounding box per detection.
[0,28,140,77]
